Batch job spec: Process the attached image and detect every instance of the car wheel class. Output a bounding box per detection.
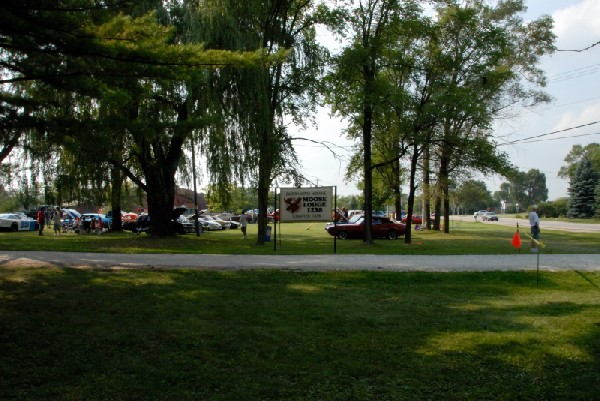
[387,230,398,240]
[11,223,18,232]
[337,231,349,240]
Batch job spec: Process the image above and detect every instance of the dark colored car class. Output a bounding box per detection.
[81,213,112,232]
[326,215,406,240]
[123,207,194,234]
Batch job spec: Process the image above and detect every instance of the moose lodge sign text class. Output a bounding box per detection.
[279,187,334,222]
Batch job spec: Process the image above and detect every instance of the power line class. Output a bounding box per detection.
[556,39,600,53]
[498,120,600,146]
[510,132,599,145]
[549,64,600,84]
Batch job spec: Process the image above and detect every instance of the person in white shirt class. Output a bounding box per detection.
[529,205,540,252]
[239,211,248,239]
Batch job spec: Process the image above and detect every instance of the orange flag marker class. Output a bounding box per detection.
[511,223,522,249]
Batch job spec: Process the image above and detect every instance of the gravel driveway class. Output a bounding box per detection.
[1,251,598,272]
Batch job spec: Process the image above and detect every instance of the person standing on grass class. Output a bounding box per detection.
[44,207,51,230]
[529,205,540,252]
[240,210,248,239]
[53,207,61,236]
[37,207,46,236]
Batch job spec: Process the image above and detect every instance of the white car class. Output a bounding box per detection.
[0,213,37,231]
[482,212,499,221]
[473,210,488,219]
[197,217,222,231]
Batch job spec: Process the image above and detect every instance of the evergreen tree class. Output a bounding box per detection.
[567,156,598,218]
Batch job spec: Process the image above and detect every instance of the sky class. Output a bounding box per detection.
[290,0,600,202]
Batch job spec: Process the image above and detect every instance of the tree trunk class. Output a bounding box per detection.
[438,135,451,233]
[404,143,419,244]
[110,164,123,231]
[362,64,375,244]
[443,181,451,234]
[133,101,188,236]
[423,144,431,229]
[392,157,402,221]
[433,184,442,231]
[256,166,270,246]
[144,167,177,236]
[363,103,374,244]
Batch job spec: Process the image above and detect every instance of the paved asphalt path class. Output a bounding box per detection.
[1,251,598,272]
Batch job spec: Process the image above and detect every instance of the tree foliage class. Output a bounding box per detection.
[567,156,598,218]
[558,143,600,181]
[1,0,280,235]
[325,0,553,239]
[455,179,493,214]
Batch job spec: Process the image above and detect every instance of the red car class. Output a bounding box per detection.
[401,214,423,224]
[326,215,406,240]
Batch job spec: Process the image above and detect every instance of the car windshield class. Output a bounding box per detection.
[348,215,363,224]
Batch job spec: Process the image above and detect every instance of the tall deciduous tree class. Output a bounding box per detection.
[327,0,414,244]
[191,0,327,244]
[428,0,553,232]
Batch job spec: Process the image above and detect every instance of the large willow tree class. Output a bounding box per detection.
[186,0,328,244]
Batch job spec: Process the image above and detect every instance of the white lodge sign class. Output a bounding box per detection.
[279,187,334,222]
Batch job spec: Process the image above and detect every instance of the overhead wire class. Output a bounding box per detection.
[556,39,600,53]
[498,120,600,146]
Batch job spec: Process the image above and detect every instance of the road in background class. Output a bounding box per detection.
[451,215,600,234]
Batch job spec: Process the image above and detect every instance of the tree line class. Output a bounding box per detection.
[1,0,572,241]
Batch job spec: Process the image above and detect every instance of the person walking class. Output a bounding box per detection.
[37,207,46,236]
[240,210,248,239]
[529,205,540,252]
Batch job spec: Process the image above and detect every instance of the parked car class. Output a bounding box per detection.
[0,213,37,231]
[227,220,240,229]
[325,213,360,231]
[326,215,406,240]
[208,215,232,229]
[123,207,194,234]
[19,210,39,220]
[268,209,280,222]
[81,213,112,231]
[401,214,423,224]
[473,210,487,219]
[482,212,499,221]
[198,216,222,231]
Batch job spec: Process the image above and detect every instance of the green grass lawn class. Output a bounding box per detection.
[0,220,598,255]
[1,267,599,400]
[2,222,598,400]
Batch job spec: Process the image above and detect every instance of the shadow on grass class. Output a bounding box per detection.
[1,268,599,400]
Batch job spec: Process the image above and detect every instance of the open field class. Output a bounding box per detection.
[1,267,599,401]
[2,220,598,400]
[0,219,598,255]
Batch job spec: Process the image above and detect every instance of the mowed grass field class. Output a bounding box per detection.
[0,219,598,255]
[1,268,599,401]
[1,220,599,400]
